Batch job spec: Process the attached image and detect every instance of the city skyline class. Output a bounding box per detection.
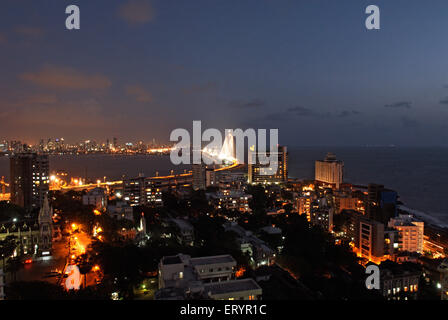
[1,0,448,146]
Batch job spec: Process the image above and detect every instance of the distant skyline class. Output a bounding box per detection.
[1,0,448,146]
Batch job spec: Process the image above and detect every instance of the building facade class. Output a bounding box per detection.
[123,176,163,207]
[366,184,398,224]
[10,153,49,211]
[82,187,108,210]
[388,214,424,253]
[157,253,262,300]
[248,146,288,185]
[192,164,206,191]
[0,195,53,256]
[315,152,343,189]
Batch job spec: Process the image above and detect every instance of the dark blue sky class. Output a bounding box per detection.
[1,0,448,146]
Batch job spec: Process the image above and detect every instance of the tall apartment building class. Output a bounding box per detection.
[248,145,288,184]
[310,207,334,232]
[192,164,206,191]
[10,153,49,210]
[315,152,343,189]
[123,176,162,207]
[296,196,312,221]
[366,183,398,224]
[388,214,424,253]
[357,217,385,262]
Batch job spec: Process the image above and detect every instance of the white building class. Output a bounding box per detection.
[82,187,107,209]
[157,253,262,300]
[315,152,344,189]
[171,218,194,246]
[224,222,275,268]
[388,214,424,253]
[107,201,134,221]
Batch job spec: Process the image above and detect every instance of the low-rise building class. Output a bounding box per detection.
[171,218,194,247]
[203,279,262,300]
[0,196,53,256]
[379,261,421,300]
[82,187,107,209]
[156,253,262,300]
[207,190,252,213]
[107,201,134,221]
[224,222,275,268]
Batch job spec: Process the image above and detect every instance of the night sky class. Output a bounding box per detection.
[1,0,448,146]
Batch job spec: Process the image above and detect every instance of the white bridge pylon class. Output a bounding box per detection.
[220,131,236,161]
[202,131,237,163]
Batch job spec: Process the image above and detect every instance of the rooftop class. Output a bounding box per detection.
[162,256,183,265]
[203,278,262,295]
[190,255,236,266]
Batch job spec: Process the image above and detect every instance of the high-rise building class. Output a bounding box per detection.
[192,164,206,191]
[357,216,385,262]
[388,214,424,253]
[296,196,312,221]
[248,145,288,184]
[10,153,49,210]
[123,176,163,207]
[366,184,398,224]
[315,152,343,189]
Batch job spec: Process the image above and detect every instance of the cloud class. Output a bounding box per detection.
[287,106,318,117]
[19,66,112,90]
[271,106,362,120]
[384,101,412,109]
[118,0,155,25]
[0,98,117,131]
[14,26,45,37]
[336,110,361,118]
[230,98,266,109]
[23,94,58,105]
[125,85,153,102]
[439,97,448,105]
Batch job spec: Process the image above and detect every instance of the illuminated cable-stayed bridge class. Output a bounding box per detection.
[54,133,240,191]
[201,130,237,163]
[0,134,241,195]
